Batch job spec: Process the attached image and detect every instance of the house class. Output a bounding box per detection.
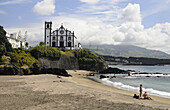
[44,21,81,49]
[6,33,26,48]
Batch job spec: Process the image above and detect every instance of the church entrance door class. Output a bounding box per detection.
[60,41,64,47]
[68,42,71,47]
[52,42,55,47]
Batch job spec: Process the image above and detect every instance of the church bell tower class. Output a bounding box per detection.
[45,21,52,46]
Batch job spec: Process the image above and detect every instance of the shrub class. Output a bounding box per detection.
[73,48,103,64]
[7,49,38,67]
[39,41,45,46]
[30,45,61,59]
[0,44,6,57]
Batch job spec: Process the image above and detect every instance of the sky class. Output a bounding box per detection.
[0,0,170,53]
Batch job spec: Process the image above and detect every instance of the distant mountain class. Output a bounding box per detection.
[82,44,170,59]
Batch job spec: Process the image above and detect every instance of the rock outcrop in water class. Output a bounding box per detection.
[99,67,127,74]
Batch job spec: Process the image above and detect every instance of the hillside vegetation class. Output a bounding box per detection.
[0,25,105,74]
[30,45,61,59]
[7,49,38,68]
[73,48,103,64]
[1,43,103,73]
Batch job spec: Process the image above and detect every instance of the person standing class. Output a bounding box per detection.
[139,84,142,98]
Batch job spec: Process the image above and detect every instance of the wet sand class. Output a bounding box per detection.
[0,70,170,110]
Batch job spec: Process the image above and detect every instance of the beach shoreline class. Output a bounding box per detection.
[66,70,170,104]
[0,70,170,110]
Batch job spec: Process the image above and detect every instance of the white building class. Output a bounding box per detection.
[6,33,26,48]
[44,21,81,49]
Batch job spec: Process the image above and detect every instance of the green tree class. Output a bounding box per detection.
[0,25,13,52]
[0,44,6,57]
[73,48,103,63]
[39,41,45,46]
[30,45,61,59]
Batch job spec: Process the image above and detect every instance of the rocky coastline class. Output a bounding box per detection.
[97,67,170,79]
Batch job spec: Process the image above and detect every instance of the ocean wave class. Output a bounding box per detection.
[125,73,170,78]
[101,78,170,98]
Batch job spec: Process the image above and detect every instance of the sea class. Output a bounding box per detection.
[95,65,170,99]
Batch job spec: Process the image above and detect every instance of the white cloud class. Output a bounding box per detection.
[33,0,55,15]
[119,3,141,22]
[18,16,22,20]
[112,21,170,53]
[6,23,44,46]
[115,3,170,53]
[0,0,28,5]
[5,15,170,53]
[166,0,170,3]
[0,10,6,14]
[77,0,124,24]
[5,3,170,54]
[80,0,100,4]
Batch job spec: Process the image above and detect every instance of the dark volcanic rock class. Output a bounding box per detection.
[30,68,71,77]
[100,75,107,79]
[79,61,108,71]
[99,67,127,74]
[0,66,16,75]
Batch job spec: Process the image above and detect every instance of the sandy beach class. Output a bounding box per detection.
[0,70,170,110]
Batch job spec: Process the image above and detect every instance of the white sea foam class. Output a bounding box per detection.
[127,73,170,78]
[101,78,170,98]
[124,76,138,79]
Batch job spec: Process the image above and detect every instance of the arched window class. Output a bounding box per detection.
[53,37,55,40]
[60,36,63,40]
[68,37,71,40]
[47,24,49,28]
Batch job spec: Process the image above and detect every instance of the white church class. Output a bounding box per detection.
[44,21,81,49]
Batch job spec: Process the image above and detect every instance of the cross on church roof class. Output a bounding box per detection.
[60,23,64,28]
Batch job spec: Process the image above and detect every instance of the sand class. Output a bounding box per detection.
[0,70,170,110]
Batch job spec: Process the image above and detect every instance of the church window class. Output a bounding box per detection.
[47,24,49,28]
[60,36,63,40]
[52,42,55,47]
[68,37,71,40]
[53,37,55,40]
[60,30,64,34]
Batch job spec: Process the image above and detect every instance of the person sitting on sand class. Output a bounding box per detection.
[143,92,152,100]
[133,94,139,99]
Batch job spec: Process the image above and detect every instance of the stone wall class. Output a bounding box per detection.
[38,55,79,70]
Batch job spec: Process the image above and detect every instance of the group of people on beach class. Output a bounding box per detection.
[134,84,152,100]
[140,84,152,99]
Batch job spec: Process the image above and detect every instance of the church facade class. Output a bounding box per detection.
[44,21,81,49]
